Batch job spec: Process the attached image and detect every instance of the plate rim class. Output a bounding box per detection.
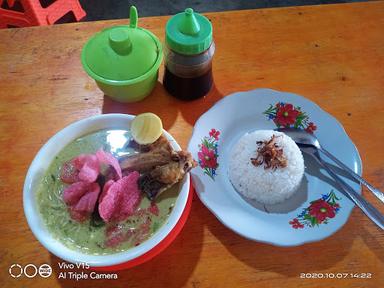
[188,88,362,247]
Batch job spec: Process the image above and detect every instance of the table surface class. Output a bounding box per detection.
[1,1,383,287]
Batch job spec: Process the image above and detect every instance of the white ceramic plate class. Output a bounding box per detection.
[23,114,190,266]
[188,89,361,246]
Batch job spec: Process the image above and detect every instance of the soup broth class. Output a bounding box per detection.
[37,129,179,255]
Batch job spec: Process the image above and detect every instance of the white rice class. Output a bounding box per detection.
[228,130,304,205]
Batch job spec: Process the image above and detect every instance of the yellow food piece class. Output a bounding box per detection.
[131,113,163,144]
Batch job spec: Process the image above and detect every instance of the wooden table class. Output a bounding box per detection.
[1,1,383,287]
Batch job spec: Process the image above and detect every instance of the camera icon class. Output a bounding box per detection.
[9,263,52,278]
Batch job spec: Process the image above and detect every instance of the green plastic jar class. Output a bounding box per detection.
[81,6,163,103]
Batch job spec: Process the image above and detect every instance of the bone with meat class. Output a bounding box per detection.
[119,135,196,200]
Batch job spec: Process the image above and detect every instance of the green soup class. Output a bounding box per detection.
[37,129,178,255]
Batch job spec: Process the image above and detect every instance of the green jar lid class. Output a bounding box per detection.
[165,8,212,55]
[81,6,162,83]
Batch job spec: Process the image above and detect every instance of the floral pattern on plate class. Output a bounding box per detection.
[263,102,317,133]
[289,190,341,229]
[197,129,220,180]
[188,89,361,246]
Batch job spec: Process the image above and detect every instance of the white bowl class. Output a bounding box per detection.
[23,114,190,267]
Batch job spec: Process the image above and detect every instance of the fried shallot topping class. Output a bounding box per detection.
[250,135,288,170]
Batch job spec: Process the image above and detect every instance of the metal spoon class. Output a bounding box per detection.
[278,128,384,203]
[300,146,384,230]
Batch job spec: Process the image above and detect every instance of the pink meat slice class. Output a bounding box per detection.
[77,155,100,183]
[98,171,141,223]
[60,161,79,184]
[74,183,100,212]
[72,154,92,169]
[148,202,160,216]
[69,209,88,222]
[63,181,90,205]
[96,149,122,180]
[105,224,136,248]
[63,182,101,221]
[60,154,100,184]
[99,179,115,204]
[132,217,151,246]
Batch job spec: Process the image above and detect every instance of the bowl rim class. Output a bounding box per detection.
[23,113,189,266]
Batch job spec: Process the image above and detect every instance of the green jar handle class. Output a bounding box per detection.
[129,6,138,28]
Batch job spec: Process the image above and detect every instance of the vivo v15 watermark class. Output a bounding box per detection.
[9,262,118,280]
[57,262,118,280]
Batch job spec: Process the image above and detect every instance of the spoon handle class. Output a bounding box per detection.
[316,155,384,230]
[319,147,384,203]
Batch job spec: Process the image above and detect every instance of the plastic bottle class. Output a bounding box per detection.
[163,8,214,100]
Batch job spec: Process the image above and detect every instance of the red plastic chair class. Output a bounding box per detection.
[0,0,86,28]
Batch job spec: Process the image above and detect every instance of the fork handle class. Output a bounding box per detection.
[317,156,384,230]
[319,147,384,203]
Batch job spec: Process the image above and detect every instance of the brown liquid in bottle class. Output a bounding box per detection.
[163,67,213,100]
